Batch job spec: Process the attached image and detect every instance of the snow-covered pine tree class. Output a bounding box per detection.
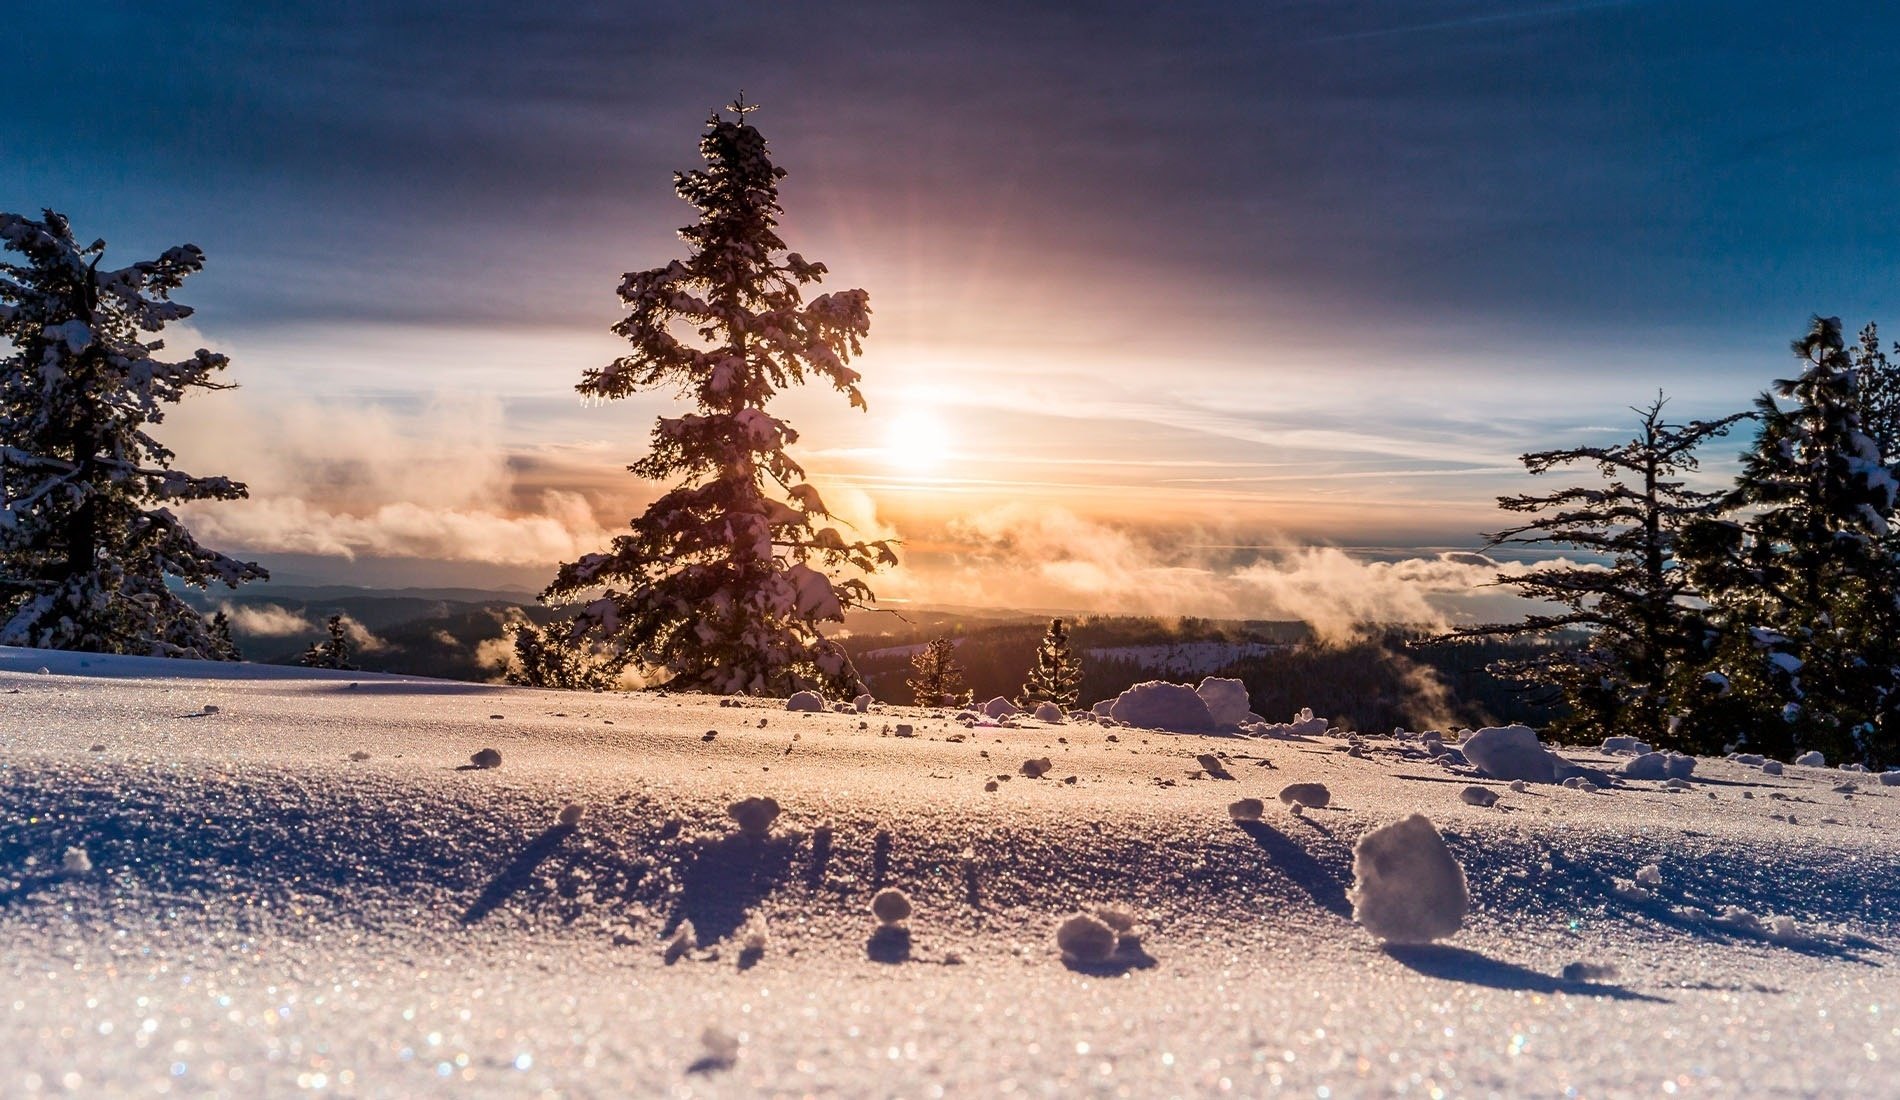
[299,614,354,670]
[542,97,896,697]
[1020,617,1081,709]
[908,636,967,707]
[1680,317,1900,765]
[1471,394,1749,747]
[0,210,264,657]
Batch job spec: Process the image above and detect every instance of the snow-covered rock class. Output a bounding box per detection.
[1108,681,1217,733]
[786,691,825,712]
[1195,677,1252,728]
[1349,814,1468,944]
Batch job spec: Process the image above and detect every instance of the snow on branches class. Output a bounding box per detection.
[0,210,265,658]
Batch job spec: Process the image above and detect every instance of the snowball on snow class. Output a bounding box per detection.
[469,747,502,769]
[1795,751,1826,767]
[1349,814,1469,944]
[1459,785,1499,807]
[981,697,1019,719]
[1228,797,1265,822]
[871,887,912,925]
[785,691,825,712]
[1020,757,1052,779]
[61,846,92,874]
[1033,701,1064,723]
[853,693,873,713]
[1195,677,1252,728]
[1108,681,1217,733]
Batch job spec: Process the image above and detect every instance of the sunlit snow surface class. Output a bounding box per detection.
[2,646,1899,1096]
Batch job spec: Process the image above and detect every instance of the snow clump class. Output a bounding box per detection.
[1247,707,1329,738]
[1460,725,1560,783]
[1795,751,1826,767]
[853,693,873,713]
[469,747,502,769]
[785,691,824,712]
[557,803,585,827]
[1228,797,1265,822]
[1033,701,1064,723]
[1055,913,1118,964]
[982,697,1019,719]
[1459,785,1499,807]
[1349,814,1469,944]
[1195,677,1252,728]
[1020,757,1053,779]
[1108,681,1217,733]
[61,846,92,874]
[1601,736,1651,755]
[1623,752,1695,780]
[727,796,781,837]
[1761,760,1783,775]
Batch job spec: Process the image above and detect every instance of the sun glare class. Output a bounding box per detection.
[882,409,954,475]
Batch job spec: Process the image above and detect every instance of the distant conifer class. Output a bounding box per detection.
[1021,618,1082,709]
[908,636,968,707]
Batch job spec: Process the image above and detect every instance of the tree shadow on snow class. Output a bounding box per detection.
[1383,945,1668,1002]
[665,831,801,947]
[461,824,576,924]
[1232,820,1352,919]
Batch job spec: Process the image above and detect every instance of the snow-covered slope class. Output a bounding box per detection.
[2,647,1897,1096]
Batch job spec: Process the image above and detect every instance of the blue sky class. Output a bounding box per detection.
[5,1,1896,618]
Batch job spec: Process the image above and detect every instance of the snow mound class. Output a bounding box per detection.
[1108,681,1217,733]
[1880,771,1900,787]
[1602,737,1653,755]
[1795,750,1826,767]
[1032,701,1064,723]
[1349,814,1469,944]
[786,691,825,712]
[981,697,1019,719]
[1195,677,1252,728]
[1245,707,1329,738]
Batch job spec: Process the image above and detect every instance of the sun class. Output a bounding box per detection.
[882,409,954,475]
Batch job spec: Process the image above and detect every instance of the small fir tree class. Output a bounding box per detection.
[543,97,895,697]
[0,211,265,656]
[1680,316,1900,764]
[908,637,968,707]
[1020,617,1082,709]
[206,610,241,661]
[1852,322,1900,465]
[1469,394,1748,747]
[299,614,355,671]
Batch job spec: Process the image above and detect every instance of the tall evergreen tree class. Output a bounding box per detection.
[0,211,264,657]
[543,97,895,697]
[908,637,967,708]
[1020,617,1082,709]
[1472,394,1748,746]
[1680,317,1900,764]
